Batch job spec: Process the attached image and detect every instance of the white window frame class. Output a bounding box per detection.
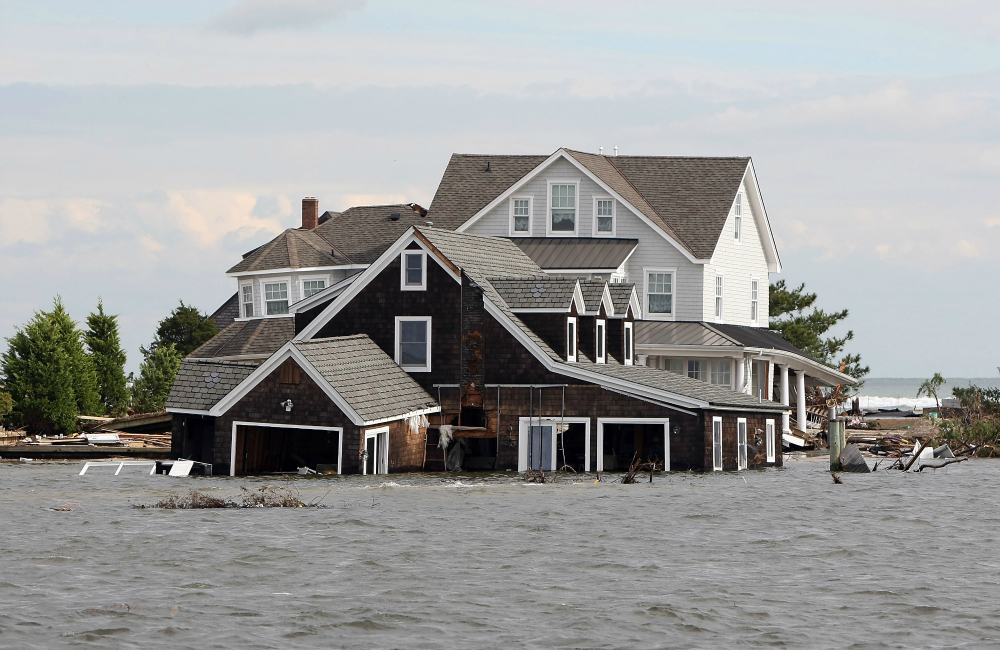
[737,417,748,470]
[508,196,533,237]
[239,281,255,318]
[765,419,776,463]
[363,426,389,475]
[566,316,577,363]
[546,179,580,236]
[299,274,329,300]
[623,321,633,366]
[595,318,606,364]
[643,267,676,321]
[733,191,743,244]
[263,276,292,315]
[712,416,723,471]
[714,273,724,322]
[400,250,427,291]
[688,359,705,382]
[750,277,760,325]
[592,196,615,237]
[710,359,732,388]
[394,316,432,372]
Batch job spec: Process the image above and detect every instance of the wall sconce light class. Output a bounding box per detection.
[281,399,293,412]
[672,425,681,436]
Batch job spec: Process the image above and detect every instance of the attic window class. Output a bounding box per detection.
[734,191,743,242]
[279,361,300,385]
[566,316,577,363]
[624,321,633,365]
[510,197,532,235]
[302,279,326,298]
[595,198,614,235]
[596,319,606,364]
[549,183,577,234]
[401,251,427,291]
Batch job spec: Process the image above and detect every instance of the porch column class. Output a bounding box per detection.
[795,370,807,431]
[637,354,649,367]
[735,356,745,393]
[780,364,791,433]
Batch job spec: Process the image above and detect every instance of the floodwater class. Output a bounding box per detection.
[2,459,999,649]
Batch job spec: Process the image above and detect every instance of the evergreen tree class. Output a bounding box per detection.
[85,299,129,416]
[130,343,182,413]
[151,301,218,357]
[769,280,869,385]
[1,298,100,433]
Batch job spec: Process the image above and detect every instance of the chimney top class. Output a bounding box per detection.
[302,197,319,230]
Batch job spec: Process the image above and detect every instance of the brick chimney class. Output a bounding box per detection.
[301,197,319,229]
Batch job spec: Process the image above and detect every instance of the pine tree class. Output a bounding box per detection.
[130,343,182,414]
[85,300,129,416]
[1,298,98,434]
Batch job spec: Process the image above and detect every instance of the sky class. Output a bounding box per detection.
[1,0,999,378]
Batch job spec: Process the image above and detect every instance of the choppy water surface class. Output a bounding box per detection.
[2,459,999,649]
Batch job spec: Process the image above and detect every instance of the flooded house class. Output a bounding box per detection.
[167,148,853,475]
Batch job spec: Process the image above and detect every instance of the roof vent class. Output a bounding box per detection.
[389,213,400,221]
[425,221,433,226]
[485,160,491,172]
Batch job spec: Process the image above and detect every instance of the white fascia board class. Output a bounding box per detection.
[363,405,442,427]
[226,264,367,278]
[296,229,461,340]
[745,160,781,274]
[636,344,746,357]
[572,280,586,314]
[208,343,366,425]
[749,348,856,385]
[629,290,642,320]
[600,284,615,317]
[233,314,294,322]
[509,307,573,314]
[456,149,705,265]
[483,298,709,410]
[289,274,361,314]
[542,268,621,274]
[166,407,211,416]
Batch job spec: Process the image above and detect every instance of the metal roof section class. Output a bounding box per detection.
[510,237,638,271]
[166,359,260,413]
[635,321,738,348]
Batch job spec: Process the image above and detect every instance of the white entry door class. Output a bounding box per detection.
[364,427,389,475]
[712,417,723,471]
[737,418,748,470]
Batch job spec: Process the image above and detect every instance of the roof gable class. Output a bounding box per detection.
[427,154,549,229]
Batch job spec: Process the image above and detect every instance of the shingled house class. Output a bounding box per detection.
[168,224,786,475]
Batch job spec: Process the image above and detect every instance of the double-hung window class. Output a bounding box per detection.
[566,317,577,363]
[714,274,724,320]
[264,281,289,315]
[401,251,427,291]
[302,278,326,298]
[395,316,431,372]
[594,198,614,235]
[549,183,576,233]
[646,270,674,317]
[595,319,606,364]
[510,197,531,235]
[687,360,705,381]
[750,278,759,324]
[710,359,732,387]
[623,321,633,366]
[240,283,254,318]
[734,191,743,243]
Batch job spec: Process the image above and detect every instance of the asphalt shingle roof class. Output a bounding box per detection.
[210,293,239,330]
[607,284,636,317]
[416,227,547,283]
[189,317,296,359]
[227,228,352,274]
[489,279,579,311]
[511,237,638,270]
[314,204,432,264]
[292,335,438,424]
[578,280,606,314]
[166,359,259,412]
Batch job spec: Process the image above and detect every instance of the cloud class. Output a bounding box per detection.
[207,0,365,35]
[0,197,108,247]
[163,191,285,247]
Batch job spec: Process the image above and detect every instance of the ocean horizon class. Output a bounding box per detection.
[854,376,1000,409]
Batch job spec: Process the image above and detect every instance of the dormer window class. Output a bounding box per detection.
[264,281,289,315]
[624,321,633,365]
[240,283,254,318]
[595,198,614,235]
[596,319,606,364]
[401,251,427,291]
[734,191,743,242]
[549,183,577,234]
[510,197,532,236]
[566,316,577,363]
[302,278,326,297]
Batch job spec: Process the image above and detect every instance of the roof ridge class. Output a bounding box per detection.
[287,228,300,268]
[244,232,288,272]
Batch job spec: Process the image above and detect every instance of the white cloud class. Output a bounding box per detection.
[0,198,52,246]
[207,0,365,35]
[164,190,286,247]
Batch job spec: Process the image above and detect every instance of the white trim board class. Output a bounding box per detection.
[230,421,343,477]
[517,416,591,473]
